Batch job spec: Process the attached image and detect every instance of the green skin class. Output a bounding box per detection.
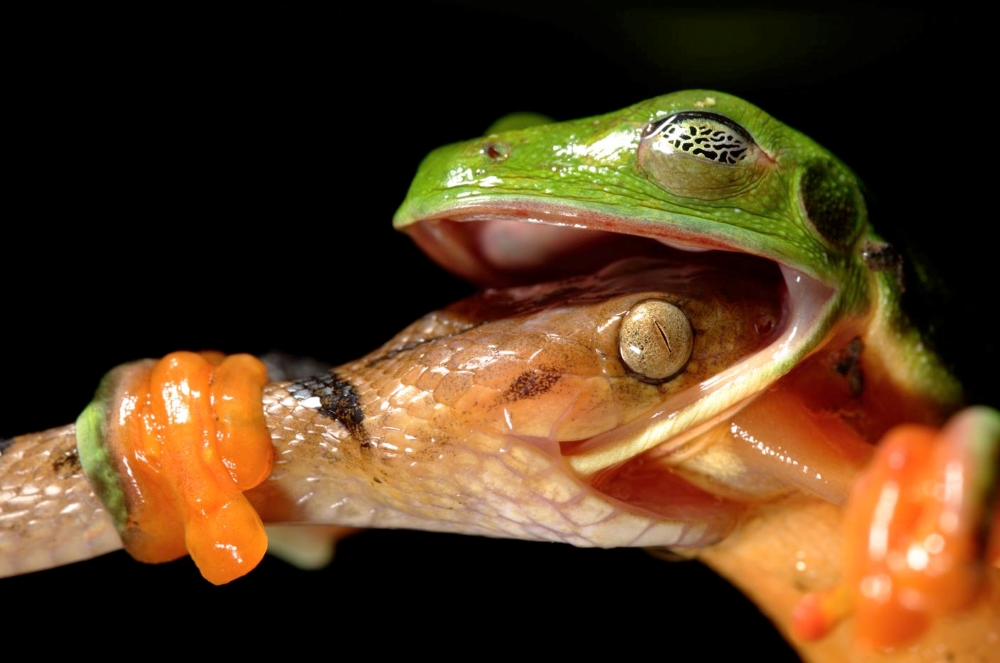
[393,88,997,510]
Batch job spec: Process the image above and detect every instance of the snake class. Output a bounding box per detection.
[1,255,792,577]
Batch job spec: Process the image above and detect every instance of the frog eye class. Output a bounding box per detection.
[618,299,694,383]
[637,111,767,200]
[798,160,865,248]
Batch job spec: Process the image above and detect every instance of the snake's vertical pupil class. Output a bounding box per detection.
[618,299,693,383]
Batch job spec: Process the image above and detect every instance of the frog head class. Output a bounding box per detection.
[394,90,959,479]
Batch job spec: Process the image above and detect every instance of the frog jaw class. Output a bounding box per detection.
[402,208,846,502]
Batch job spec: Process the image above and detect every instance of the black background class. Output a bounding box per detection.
[3,5,992,660]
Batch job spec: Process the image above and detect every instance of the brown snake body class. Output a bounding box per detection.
[1,257,778,576]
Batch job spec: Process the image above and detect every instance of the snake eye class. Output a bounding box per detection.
[618,299,694,383]
[638,111,767,200]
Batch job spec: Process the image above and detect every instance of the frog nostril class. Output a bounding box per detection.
[483,142,509,161]
[618,299,694,383]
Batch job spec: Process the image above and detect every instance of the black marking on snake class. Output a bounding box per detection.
[0,437,13,454]
[498,368,561,403]
[52,447,81,477]
[289,372,371,447]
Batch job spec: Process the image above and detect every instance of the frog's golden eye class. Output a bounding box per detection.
[645,111,752,164]
[618,299,693,384]
[798,160,866,249]
[637,111,766,200]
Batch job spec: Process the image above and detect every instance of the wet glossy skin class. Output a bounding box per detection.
[3,8,994,663]
[0,85,996,660]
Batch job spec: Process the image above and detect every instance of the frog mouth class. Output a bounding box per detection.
[403,209,850,546]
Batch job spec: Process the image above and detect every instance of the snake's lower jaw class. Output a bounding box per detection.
[252,382,741,549]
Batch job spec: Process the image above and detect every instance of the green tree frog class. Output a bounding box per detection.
[391,89,1000,658]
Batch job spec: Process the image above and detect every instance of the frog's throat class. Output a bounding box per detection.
[563,261,832,476]
[402,212,848,509]
[405,211,840,386]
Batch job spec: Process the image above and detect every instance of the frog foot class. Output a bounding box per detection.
[792,406,1000,650]
[76,352,274,585]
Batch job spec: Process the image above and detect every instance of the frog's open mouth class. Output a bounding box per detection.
[402,210,851,547]
[405,209,770,288]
